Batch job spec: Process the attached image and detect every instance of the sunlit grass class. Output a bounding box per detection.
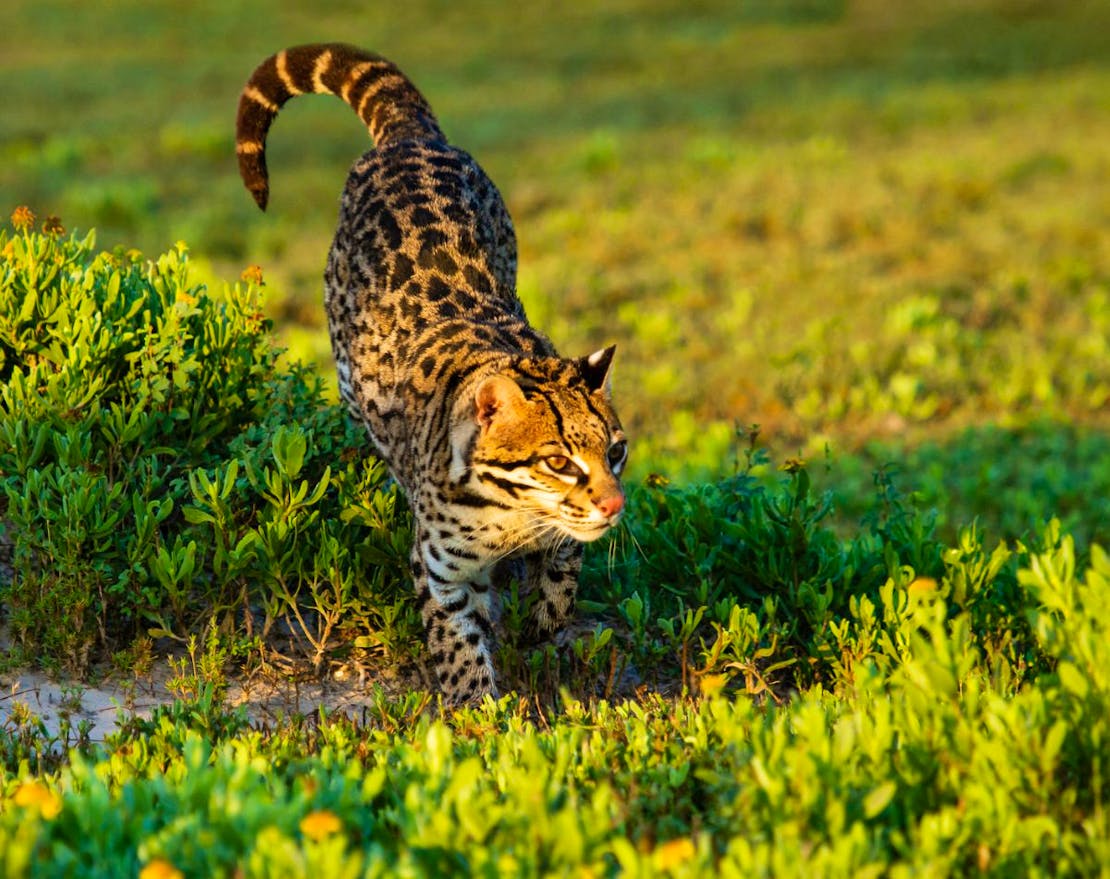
[2,0,1108,455]
[4,8,1110,864]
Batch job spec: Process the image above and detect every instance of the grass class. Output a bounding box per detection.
[3,0,1109,453]
[4,3,1110,870]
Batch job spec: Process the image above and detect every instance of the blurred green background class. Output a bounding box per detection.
[3,0,1109,477]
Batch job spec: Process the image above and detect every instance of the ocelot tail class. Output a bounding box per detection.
[236,44,627,704]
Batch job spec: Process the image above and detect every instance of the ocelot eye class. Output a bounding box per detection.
[545,455,584,480]
[546,455,574,473]
[607,440,628,471]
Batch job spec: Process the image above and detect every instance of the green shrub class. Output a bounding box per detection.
[0,211,413,674]
[848,423,1110,554]
[577,432,1081,703]
[580,439,949,693]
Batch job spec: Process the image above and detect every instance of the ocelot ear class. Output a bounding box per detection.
[475,374,526,430]
[578,345,616,394]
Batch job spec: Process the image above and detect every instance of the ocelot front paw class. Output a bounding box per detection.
[435,655,499,706]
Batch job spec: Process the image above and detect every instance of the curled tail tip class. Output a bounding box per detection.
[236,147,270,209]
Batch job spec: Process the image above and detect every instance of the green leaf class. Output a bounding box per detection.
[863,781,897,818]
[17,286,37,322]
[183,506,216,525]
[272,425,307,480]
[1057,661,1089,699]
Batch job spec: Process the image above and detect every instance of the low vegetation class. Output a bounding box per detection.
[0,214,413,679]
[3,0,1109,873]
[2,216,1109,876]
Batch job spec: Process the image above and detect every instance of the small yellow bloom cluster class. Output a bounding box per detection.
[10,205,35,232]
[139,858,184,879]
[654,836,696,870]
[697,672,729,698]
[908,576,938,595]
[12,781,63,820]
[299,809,343,841]
[241,264,265,286]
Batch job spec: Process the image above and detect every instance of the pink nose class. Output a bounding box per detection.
[595,492,624,519]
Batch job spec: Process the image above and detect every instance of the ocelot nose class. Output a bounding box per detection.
[594,492,624,519]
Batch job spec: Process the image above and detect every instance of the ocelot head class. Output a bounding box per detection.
[456,346,627,544]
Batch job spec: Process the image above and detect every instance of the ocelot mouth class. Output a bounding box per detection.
[559,517,620,543]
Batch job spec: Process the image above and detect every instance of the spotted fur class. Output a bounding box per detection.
[236,44,627,704]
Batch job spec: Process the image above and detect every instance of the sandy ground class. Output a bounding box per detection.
[0,663,408,742]
[2,667,145,741]
[0,621,419,742]
[0,661,401,741]
[0,611,624,742]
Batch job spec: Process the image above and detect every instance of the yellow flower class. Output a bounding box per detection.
[240,264,265,285]
[698,673,729,698]
[655,836,696,870]
[13,781,62,820]
[10,206,35,232]
[300,809,343,841]
[908,577,938,595]
[139,858,184,879]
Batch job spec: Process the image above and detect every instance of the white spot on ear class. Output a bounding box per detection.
[581,345,616,393]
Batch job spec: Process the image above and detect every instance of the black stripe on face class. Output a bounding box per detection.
[511,363,553,387]
[530,386,566,438]
[482,456,537,471]
[581,392,615,436]
[478,472,526,497]
[442,543,480,561]
[450,493,512,509]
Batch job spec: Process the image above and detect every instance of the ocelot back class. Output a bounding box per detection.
[236,44,627,704]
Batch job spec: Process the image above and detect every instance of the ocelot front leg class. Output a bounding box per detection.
[411,529,499,705]
[520,541,584,645]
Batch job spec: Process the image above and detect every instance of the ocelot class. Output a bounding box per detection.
[236,44,627,704]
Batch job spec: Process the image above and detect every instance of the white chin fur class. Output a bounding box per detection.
[559,518,616,543]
